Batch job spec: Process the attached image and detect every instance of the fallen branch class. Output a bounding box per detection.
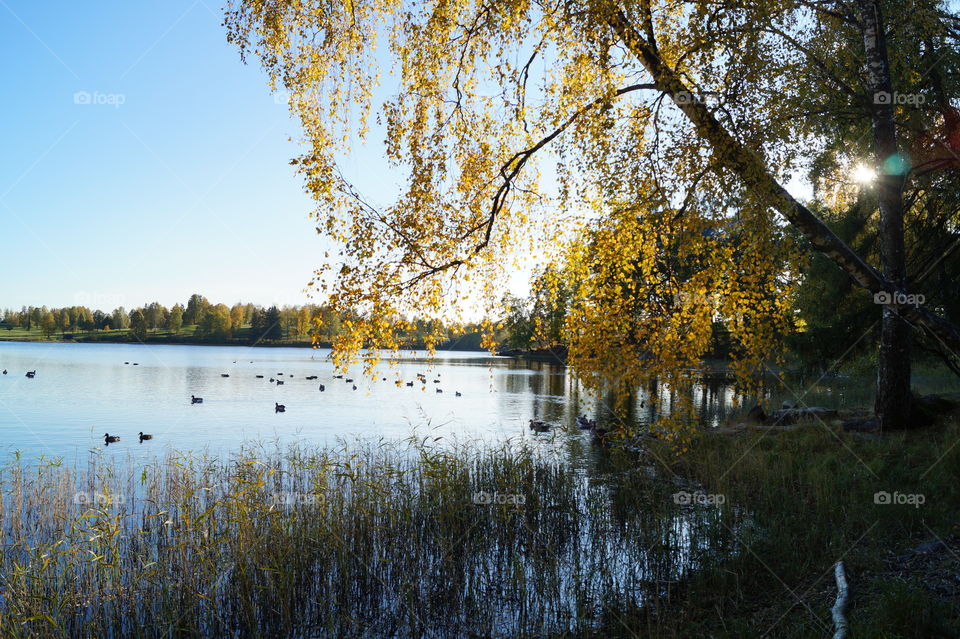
[832,560,849,639]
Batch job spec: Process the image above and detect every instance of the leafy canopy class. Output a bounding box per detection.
[225,0,958,440]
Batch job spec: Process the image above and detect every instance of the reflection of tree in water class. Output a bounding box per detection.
[499,360,570,425]
[500,357,886,435]
[570,372,766,431]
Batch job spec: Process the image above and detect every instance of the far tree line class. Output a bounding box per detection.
[0,294,486,349]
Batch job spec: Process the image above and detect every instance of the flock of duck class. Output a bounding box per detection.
[156,362,464,419]
[103,432,152,444]
[245,369,465,406]
[14,362,603,444]
[528,414,610,442]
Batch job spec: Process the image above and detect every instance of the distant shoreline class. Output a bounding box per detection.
[494,346,568,364]
[0,333,491,353]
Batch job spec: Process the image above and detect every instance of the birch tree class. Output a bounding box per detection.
[226,0,960,434]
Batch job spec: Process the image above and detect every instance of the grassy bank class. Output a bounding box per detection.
[628,418,960,637]
[0,326,487,351]
[0,325,315,347]
[0,420,957,637]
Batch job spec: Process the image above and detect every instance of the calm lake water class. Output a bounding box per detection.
[0,341,956,636]
[0,341,955,462]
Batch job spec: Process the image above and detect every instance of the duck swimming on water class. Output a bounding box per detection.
[528,420,550,433]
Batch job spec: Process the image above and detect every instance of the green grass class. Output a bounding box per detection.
[621,418,960,637]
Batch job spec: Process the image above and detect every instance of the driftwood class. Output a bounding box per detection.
[831,561,849,639]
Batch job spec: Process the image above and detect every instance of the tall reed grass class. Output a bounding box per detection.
[0,436,731,638]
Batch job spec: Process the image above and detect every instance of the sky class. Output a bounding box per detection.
[0,0,395,312]
[0,0,840,317]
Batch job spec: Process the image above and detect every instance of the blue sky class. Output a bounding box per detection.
[0,0,392,312]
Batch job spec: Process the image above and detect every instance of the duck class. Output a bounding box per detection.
[576,415,596,430]
[436,388,443,393]
[269,377,275,382]
[318,384,325,392]
[345,378,354,383]
[406,381,414,387]
[25,370,36,378]
[591,424,612,444]
[1,369,6,375]
[104,433,120,443]
[455,391,462,397]
[275,403,286,413]
[138,432,153,442]
[133,363,139,366]
[352,385,357,391]
[191,395,203,404]
[124,362,129,365]
[256,375,264,379]
[276,380,285,385]
[433,379,440,384]
[221,374,230,377]
[333,375,344,379]
[528,419,550,433]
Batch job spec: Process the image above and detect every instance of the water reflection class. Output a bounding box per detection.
[0,341,957,462]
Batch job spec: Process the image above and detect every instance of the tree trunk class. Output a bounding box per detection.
[858,0,912,429]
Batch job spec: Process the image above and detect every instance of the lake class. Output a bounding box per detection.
[1,341,955,462]
[0,340,956,636]
[0,341,578,460]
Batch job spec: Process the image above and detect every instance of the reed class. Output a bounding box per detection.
[0,435,732,638]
